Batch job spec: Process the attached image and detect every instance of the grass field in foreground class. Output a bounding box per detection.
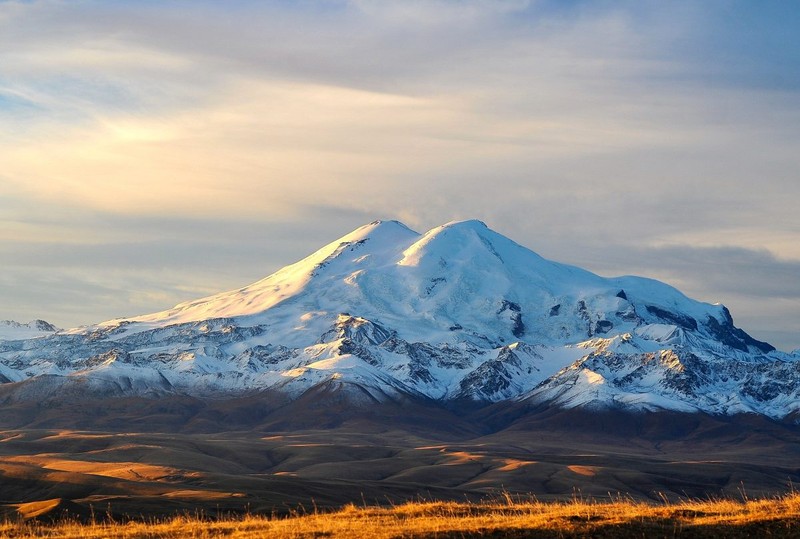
[3,492,800,538]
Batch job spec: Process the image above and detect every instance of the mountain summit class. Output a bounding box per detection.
[0,220,796,419]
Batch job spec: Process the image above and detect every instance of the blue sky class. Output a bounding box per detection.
[1,0,799,350]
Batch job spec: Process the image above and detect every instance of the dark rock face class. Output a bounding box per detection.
[549,304,561,317]
[320,315,394,347]
[616,290,628,301]
[459,361,513,398]
[381,339,473,371]
[659,352,710,397]
[457,346,524,400]
[575,300,592,336]
[338,338,379,366]
[425,277,446,295]
[498,300,525,338]
[499,300,521,313]
[407,361,435,384]
[594,320,614,334]
[703,307,775,354]
[616,308,639,322]
[83,349,132,368]
[510,313,525,338]
[32,320,58,332]
[645,305,698,331]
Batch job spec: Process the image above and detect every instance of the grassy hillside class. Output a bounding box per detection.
[3,493,800,538]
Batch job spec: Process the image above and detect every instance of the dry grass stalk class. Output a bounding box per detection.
[2,492,800,538]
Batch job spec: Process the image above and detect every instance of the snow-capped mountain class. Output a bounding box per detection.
[0,319,59,341]
[1,220,797,418]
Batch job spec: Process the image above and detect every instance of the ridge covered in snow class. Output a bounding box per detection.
[1,220,797,418]
[0,319,59,341]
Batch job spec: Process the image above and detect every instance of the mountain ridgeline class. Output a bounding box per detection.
[1,219,797,425]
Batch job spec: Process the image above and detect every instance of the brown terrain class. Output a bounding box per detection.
[1,391,799,523]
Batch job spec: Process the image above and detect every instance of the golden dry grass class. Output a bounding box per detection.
[3,492,800,538]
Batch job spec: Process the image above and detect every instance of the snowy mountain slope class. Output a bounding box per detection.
[0,320,59,341]
[0,219,796,418]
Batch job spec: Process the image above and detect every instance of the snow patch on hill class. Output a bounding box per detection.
[0,320,59,341]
